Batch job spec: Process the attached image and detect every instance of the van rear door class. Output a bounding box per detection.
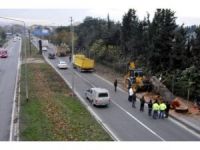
[97,92,109,105]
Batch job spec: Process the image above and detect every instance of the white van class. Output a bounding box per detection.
[85,88,110,106]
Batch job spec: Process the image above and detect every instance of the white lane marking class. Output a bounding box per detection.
[65,65,165,140]
[16,40,23,141]
[43,55,120,141]
[88,74,164,140]
[94,73,200,139]
[9,40,21,141]
[112,100,165,141]
[36,42,200,140]
[74,90,120,141]
[81,73,164,140]
[40,45,164,140]
[169,118,200,139]
[46,55,165,141]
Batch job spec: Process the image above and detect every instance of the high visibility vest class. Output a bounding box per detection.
[153,103,159,111]
[160,103,167,111]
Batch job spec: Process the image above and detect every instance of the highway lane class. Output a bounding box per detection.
[33,40,200,141]
[0,39,21,141]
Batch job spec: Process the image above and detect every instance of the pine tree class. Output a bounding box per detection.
[121,9,140,59]
[148,9,177,73]
[191,26,200,69]
[172,25,187,69]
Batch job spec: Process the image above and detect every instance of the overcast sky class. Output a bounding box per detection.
[0,0,200,26]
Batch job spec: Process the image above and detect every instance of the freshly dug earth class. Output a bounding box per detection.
[95,63,200,116]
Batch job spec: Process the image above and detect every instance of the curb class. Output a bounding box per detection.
[9,39,22,141]
[169,113,200,135]
[42,54,119,141]
[31,41,119,141]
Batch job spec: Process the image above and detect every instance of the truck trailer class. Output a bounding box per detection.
[73,54,95,72]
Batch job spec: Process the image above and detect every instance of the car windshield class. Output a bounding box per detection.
[98,93,108,97]
[60,61,66,64]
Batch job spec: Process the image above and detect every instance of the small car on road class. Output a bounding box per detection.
[85,87,110,106]
[48,53,55,59]
[42,47,48,51]
[0,49,8,58]
[57,61,68,69]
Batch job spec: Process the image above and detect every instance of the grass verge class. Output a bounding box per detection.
[19,41,112,141]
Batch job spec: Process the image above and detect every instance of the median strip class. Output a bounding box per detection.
[19,42,112,141]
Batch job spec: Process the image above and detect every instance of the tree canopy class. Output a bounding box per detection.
[48,8,200,99]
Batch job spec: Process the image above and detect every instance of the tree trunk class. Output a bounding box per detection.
[150,76,175,102]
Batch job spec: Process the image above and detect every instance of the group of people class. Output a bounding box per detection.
[148,100,171,119]
[128,87,170,119]
[113,79,170,119]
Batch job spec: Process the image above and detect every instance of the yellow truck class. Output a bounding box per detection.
[73,54,95,72]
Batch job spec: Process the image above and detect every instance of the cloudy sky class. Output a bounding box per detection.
[0,0,200,26]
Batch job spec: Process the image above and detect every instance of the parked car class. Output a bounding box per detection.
[85,88,110,106]
[48,53,55,59]
[42,47,48,51]
[0,49,8,58]
[57,61,68,69]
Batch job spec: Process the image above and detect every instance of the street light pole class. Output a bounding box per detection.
[70,17,74,96]
[70,17,74,62]
[23,23,29,102]
[28,29,32,55]
[0,17,29,101]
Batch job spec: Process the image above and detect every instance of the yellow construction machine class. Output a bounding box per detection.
[124,61,152,92]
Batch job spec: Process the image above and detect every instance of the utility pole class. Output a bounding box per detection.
[70,17,75,96]
[187,74,191,107]
[23,23,29,102]
[70,17,74,61]
[171,74,175,94]
[28,30,32,55]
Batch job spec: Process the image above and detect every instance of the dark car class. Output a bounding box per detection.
[0,49,8,58]
[48,53,55,59]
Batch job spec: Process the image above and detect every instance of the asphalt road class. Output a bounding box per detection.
[33,40,200,141]
[0,39,21,141]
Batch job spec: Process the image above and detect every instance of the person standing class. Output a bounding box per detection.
[152,100,159,119]
[128,87,133,102]
[140,96,145,112]
[148,100,153,116]
[132,92,136,108]
[69,55,72,62]
[159,101,167,119]
[165,101,171,118]
[114,79,118,92]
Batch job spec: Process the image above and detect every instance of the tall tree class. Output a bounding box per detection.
[172,25,187,69]
[148,9,177,73]
[121,9,140,59]
[191,26,200,69]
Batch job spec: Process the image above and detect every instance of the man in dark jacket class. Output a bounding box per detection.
[114,79,118,92]
[165,101,170,118]
[140,96,145,112]
[132,92,136,108]
[148,100,153,116]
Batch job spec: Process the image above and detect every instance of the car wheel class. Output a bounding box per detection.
[85,94,88,100]
[92,100,96,106]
